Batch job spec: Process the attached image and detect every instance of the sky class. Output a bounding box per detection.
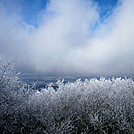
[0,0,134,77]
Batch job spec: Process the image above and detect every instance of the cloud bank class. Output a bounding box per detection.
[0,0,134,77]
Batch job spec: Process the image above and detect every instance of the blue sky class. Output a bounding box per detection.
[95,0,118,19]
[23,0,118,26]
[21,0,48,26]
[0,0,118,27]
[0,0,119,28]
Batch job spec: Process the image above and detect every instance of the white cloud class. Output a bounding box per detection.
[0,0,134,76]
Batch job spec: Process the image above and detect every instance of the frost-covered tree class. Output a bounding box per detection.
[0,56,31,133]
[29,78,134,134]
[0,56,134,133]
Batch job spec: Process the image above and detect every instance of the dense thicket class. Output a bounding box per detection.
[0,57,134,134]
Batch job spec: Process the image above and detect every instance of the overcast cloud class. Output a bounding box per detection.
[0,0,134,76]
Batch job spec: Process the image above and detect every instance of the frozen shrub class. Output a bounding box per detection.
[28,78,134,133]
[0,57,31,133]
[0,57,134,133]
